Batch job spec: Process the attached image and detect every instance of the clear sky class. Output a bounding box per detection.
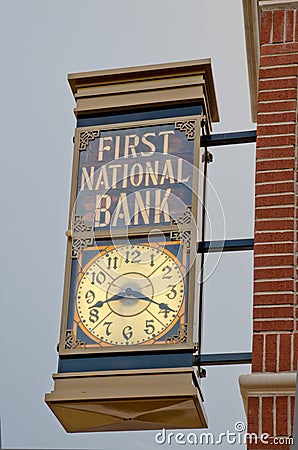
[0,0,255,448]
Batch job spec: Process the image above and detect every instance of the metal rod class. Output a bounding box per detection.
[197,120,209,361]
[198,238,254,253]
[196,352,252,366]
[201,130,256,147]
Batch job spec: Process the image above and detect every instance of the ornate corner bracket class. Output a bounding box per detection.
[78,130,100,151]
[71,215,94,258]
[65,330,86,350]
[170,230,192,250]
[175,120,196,140]
[171,205,192,226]
[166,324,188,344]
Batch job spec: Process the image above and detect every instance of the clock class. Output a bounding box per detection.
[75,243,186,346]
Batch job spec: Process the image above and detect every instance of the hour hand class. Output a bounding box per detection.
[90,293,125,308]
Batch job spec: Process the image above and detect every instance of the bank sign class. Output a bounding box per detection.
[72,117,202,233]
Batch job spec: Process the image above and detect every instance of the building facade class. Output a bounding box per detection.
[240,1,298,447]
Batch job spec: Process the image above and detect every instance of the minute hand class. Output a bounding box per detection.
[130,289,175,312]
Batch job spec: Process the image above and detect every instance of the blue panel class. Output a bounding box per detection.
[76,104,203,128]
[58,351,194,373]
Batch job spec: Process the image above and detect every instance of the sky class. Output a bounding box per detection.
[0,0,256,448]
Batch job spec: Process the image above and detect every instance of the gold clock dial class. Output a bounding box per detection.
[76,244,185,345]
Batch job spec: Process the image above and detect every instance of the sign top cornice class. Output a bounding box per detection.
[68,59,219,123]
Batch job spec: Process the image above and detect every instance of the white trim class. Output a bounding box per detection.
[254,304,294,307]
[242,0,260,123]
[254,277,293,281]
[242,0,298,122]
[239,372,296,414]
[260,0,298,10]
[254,290,293,293]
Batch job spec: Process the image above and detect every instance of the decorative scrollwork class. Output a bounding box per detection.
[78,130,100,151]
[170,230,191,249]
[166,324,188,344]
[175,120,196,140]
[171,206,192,226]
[72,215,94,258]
[73,215,93,233]
[72,237,93,258]
[65,330,86,349]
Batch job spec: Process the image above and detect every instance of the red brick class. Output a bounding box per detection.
[255,170,294,183]
[262,397,274,433]
[259,77,297,90]
[255,219,295,233]
[256,159,295,171]
[276,396,288,436]
[254,306,293,319]
[261,43,298,55]
[254,293,294,305]
[255,207,294,220]
[259,66,297,79]
[258,123,296,135]
[257,111,296,124]
[279,333,291,371]
[257,135,296,147]
[273,10,285,43]
[252,334,264,371]
[261,10,273,45]
[253,319,294,332]
[255,193,294,207]
[254,254,294,265]
[258,88,297,102]
[248,397,259,434]
[256,147,295,159]
[261,54,298,66]
[258,100,297,114]
[254,242,293,254]
[286,10,294,42]
[254,279,294,292]
[255,230,294,242]
[265,334,277,367]
[255,182,294,195]
[254,267,294,279]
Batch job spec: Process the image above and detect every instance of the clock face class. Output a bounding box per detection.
[75,244,185,346]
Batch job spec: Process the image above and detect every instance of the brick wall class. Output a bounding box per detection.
[248,5,298,449]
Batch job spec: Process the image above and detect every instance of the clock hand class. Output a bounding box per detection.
[90,292,126,308]
[90,288,152,309]
[127,288,175,312]
[158,303,175,312]
[90,288,175,313]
